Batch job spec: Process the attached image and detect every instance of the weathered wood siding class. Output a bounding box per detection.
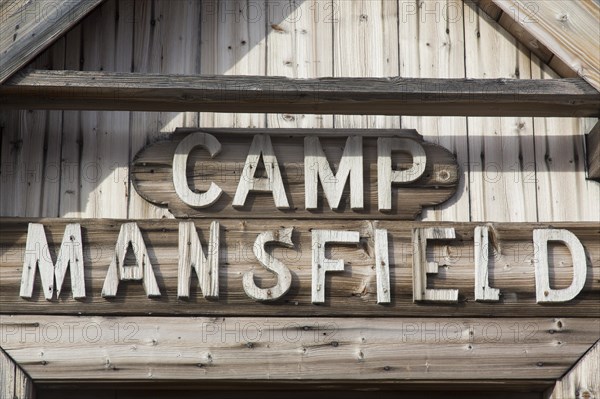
[0,0,597,222]
[0,1,598,393]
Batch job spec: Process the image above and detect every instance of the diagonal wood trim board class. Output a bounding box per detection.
[492,0,600,92]
[546,339,600,399]
[0,0,104,84]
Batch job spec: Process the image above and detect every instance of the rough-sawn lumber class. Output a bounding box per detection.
[1,70,599,117]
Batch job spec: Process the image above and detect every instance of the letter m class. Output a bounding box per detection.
[20,223,85,300]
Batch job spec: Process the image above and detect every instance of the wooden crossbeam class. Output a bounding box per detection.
[1,315,598,382]
[1,70,598,117]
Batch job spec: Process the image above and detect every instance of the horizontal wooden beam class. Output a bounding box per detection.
[1,219,598,317]
[1,70,599,117]
[1,316,597,382]
[34,380,556,394]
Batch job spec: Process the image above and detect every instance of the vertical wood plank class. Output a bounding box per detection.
[13,364,33,399]
[0,349,16,399]
[78,2,104,218]
[128,0,199,219]
[59,25,83,217]
[532,57,600,222]
[156,0,200,136]
[0,109,20,216]
[399,0,470,222]
[38,39,65,218]
[0,38,64,217]
[464,2,537,222]
[334,0,399,128]
[0,349,33,399]
[266,0,334,128]
[128,0,168,219]
[79,0,133,218]
[200,0,267,128]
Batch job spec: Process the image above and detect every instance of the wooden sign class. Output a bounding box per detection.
[1,218,598,317]
[131,129,459,219]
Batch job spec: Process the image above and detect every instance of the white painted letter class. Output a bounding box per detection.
[233,134,290,209]
[20,223,85,300]
[534,229,586,303]
[311,229,360,303]
[374,229,391,304]
[378,138,426,211]
[304,136,363,210]
[243,227,294,301]
[173,132,223,207]
[412,227,458,302]
[474,226,500,301]
[102,223,160,298]
[178,221,220,299]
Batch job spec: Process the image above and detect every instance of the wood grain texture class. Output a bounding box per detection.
[243,227,294,301]
[266,0,333,129]
[78,0,133,218]
[0,348,16,399]
[0,348,34,399]
[546,340,600,399]
[474,226,500,302]
[0,0,103,83]
[199,0,267,129]
[0,219,598,317]
[311,229,360,303]
[399,0,470,222]
[2,70,599,117]
[470,0,503,21]
[101,222,161,298]
[472,0,581,82]
[178,220,220,299]
[586,120,600,180]
[464,4,537,222]
[19,223,85,300]
[304,136,364,210]
[412,227,459,302]
[1,315,598,382]
[531,59,600,222]
[534,229,587,304]
[334,0,399,128]
[0,40,65,218]
[128,0,197,220]
[131,129,458,219]
[493,0,600,92]
[58,24,83,218]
